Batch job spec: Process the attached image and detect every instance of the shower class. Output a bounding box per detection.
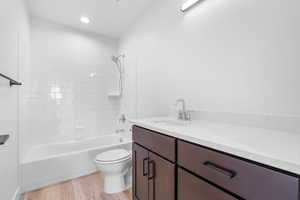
[111,54,125,97]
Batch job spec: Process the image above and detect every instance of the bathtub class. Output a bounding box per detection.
[21,134,132,192]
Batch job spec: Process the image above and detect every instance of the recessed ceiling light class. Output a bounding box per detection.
[80,16,90,24]
[89,73,96,78]
[181,0,202,12]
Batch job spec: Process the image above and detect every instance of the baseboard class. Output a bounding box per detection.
[12,187,21,200]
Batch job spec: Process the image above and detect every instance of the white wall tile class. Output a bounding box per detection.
[21,18,120,156]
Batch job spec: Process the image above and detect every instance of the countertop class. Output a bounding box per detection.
[130,117,300,175]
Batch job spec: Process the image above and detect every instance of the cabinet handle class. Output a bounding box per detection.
[203,161,236,179]
[148,160,156,180]
[143,158,149,176]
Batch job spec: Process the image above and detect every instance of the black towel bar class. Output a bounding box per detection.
[0,135,9,145]
[0,73,22,86]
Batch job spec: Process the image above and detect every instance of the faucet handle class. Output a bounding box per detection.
[178,110,184,120]
[185,110,194,121]
[119,114,126,124]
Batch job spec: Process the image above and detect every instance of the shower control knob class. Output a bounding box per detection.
[119,114,126,124]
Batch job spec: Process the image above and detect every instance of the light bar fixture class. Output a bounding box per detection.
[181,0,201,12]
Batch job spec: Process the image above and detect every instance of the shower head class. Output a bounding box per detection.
[111,54,125,64]
[111,56,119,62]
[111,54,125,97]
[111,54,125,74]
[111,56,119,64]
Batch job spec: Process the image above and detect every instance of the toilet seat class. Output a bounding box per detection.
[95,149,131,164]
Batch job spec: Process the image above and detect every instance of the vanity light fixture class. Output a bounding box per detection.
[80,16,90,24]
[181,0,202,12]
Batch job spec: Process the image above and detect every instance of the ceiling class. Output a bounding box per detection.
[28,0,154,38]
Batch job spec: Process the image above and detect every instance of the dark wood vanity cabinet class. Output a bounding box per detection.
[177,140,299,200]
[148,152,175,200]
[178,168,238,200]
[133,144,149,200]
[133,125,300,200]
[133,143,175,200]
[132,126,176,162]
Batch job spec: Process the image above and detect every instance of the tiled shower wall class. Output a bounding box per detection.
[21,18,121,157]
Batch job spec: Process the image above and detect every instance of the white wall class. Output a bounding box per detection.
[21,18,120,156]
[0,0,31,199]
[119,0,300,119]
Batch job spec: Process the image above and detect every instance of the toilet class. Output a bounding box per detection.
[95,149,132,194]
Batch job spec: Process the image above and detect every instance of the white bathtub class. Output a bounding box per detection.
[21,134,132,192]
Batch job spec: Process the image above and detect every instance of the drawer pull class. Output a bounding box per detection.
[203,161,236,179]
[148,160,156,180]
[143,158,149,176]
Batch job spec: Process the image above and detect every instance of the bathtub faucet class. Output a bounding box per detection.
[119,114,126,124]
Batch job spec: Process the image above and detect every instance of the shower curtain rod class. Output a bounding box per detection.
[0,73,22,87]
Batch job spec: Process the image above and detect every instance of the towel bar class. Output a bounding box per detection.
[0,135,9,145]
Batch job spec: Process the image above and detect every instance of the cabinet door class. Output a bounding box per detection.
[178,168,238,200]
[133,143,149,200]
[148,152,175,200]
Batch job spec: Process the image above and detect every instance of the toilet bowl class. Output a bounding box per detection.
[95,149,132,194]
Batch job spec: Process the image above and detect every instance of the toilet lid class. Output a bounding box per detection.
[96,149,131,162]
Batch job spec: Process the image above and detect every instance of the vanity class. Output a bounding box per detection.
[131,118,300,200]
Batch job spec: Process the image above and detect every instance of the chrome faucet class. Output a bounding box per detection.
[118,114,126,124]
[175,99,191,121]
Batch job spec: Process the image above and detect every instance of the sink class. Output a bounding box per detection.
[151,119,191,126]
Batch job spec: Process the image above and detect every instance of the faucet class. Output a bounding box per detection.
[118,114,126,124]
[115,128,125,143]
[175,99,191,121]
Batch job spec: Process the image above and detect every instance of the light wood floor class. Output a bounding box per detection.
[24,173,132,200]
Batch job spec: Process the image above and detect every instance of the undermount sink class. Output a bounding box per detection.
[151,119,191,126]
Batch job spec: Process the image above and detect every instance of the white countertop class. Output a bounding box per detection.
[130,117,300,175]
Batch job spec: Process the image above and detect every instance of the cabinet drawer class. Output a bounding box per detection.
[178,140,299,200]
[133,126,176,162]
[178,168,237,200]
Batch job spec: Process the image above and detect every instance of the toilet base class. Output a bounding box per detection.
[104,174,126,194]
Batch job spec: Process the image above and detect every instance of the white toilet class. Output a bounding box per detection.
[95,149,132,194]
